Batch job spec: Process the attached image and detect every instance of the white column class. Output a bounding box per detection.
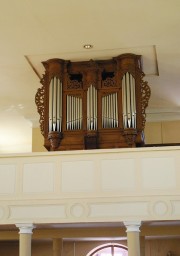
[16,223,35,256]
[53,238,63,256]
[124,221,141,256]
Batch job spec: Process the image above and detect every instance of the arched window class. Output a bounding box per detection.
[86,243,128,256]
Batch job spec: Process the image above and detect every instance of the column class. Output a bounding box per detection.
[53,238,63,256]
[124,221,141,256]
[16,223,35,256]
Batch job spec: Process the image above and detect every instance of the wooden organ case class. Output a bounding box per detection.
[35,53,151,151]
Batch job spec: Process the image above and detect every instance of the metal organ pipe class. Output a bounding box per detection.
[49,78,53,132]
[73,96,75,130]
[102,92,118,128]
[60,79,63,131]
[130,74,135,128]
[132,75,136,128]
[80,97,82,128]
[109,94,114,127]
[122,76,127,128]
[66,95,69,130]
[90,85,93,129]
[113,93,116,127]
[107,95,109,127]
[72,97,74,129]
[115,92,118,127]
[87,87,89,130]
[66,95,82,130]
[105,96,107,128]
[71,96,73,130]
[126,73,131,128]
[52,78,56,131]
[104,95,107,128]
[95,86,98,129]
[87,85,97,130]
[75,97,78,129]
[94,86,97,129]
[77,97,79,129]
[69,96,72,130]
[102,97,104,128]
[102,94,106,128]
[122,72,136,129]
[49,77,62,132]
[56,78,60,132]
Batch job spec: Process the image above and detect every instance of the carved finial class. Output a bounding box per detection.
[48,131,63,151]
[123,129,137,146]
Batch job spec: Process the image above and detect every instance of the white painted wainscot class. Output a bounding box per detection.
[0,146,180,224]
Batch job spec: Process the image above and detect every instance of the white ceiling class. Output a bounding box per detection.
[0,0,180,153]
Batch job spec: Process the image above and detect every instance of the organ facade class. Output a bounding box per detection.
[35,53,151,151]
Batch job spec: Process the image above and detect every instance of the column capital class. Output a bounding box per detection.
[123,221,141,232]
[16,223,36,234]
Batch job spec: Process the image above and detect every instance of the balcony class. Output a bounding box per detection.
[0,146,180,225]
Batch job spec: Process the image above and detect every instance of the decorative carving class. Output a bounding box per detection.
[123,129,137,146]
[67,73,83,89]
[67,79,82,89]
[140,72,151,129]
[35,82,45,136]
[48,131,63,150]
[102,77,116,87]
[102,71,116,87]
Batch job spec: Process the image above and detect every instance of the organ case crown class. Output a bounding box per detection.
[35,54,151,151]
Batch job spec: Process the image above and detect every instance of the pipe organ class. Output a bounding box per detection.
[35,54,151,151]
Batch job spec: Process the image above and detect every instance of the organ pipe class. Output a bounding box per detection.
[66,95,82,130]
[102,92,118,128]
[115,92,118,127]
[87,85,97,130]
[122,72,136,129]
[49,77,62,132]
[49,78,53,132]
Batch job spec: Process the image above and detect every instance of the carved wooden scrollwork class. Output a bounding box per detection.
[67,73,83,89]
[48,131,63,150]
[67,79,82,89]
[102,77,116,87]
[35,83,45,136]
[123,128,137,146]
[140,72,151,129]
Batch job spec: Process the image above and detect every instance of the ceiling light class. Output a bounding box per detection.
[83,44,93,49]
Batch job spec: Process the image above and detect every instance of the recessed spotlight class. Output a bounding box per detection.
[83,44,93,49]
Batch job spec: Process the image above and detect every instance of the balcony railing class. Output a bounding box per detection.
[0,146,180,224]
